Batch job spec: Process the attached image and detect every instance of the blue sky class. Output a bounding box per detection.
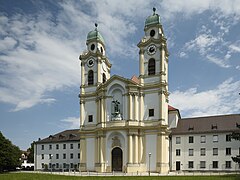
[0,0,240,150]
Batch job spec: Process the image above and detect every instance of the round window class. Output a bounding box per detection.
[150,29,155,37]
[90,44,95,51]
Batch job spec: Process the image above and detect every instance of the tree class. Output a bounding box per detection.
[230,123,240,164]
[27,142,34,163]
[0,131,21,172]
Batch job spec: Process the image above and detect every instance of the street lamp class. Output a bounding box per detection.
[148,153,151,176]
[50,154,53,173]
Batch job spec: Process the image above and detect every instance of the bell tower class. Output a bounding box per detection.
[138,8,170,173]
[79,23,111,94]
[138,7,168,86]
[137,7,169,123]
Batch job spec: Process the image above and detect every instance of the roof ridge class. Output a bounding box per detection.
[181,114,240,120]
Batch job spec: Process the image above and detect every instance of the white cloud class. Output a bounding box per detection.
[179,51,187,58]
[206,55,230,68]
[0,0,154,111]
[185,33,220,55]
[180,23,236,68]
[60,117,80,129]
[161,0,240,19]
[170,78,240,117]
[0,37,17,51]
[0,8,81,111]
[229,44,240,53]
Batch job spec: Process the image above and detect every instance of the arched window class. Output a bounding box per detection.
[148,58,155,75]
[88,70,94,85]
[103,73,106,83]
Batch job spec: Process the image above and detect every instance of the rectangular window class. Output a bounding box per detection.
[188,161,194,168]
[56,163,59,168]
[176,137,181,144]
[226,148,231,155]
[49,163,52,168]
[56,154,59,159]
[63,153,66,159]
[200,161,206,169]
[41,145,44,150]
[71,163,73,169]
[201,135,206,143]
[213,135,218,142]
[49,154,52,159]
[213,148,218,156]
[189,136,194,143]
[56,144,59,149]
[226,134,231,142]
[88,115,93,122]
[49,144,52,150]
[189,149,194,156]
[78,153,80,159]
[70,153,73,159]
[213,161,218,169]
[149,109,154,117]
[41,154,44,159]
[200,148,206,156]
[70,144,73,149]
[176,149,181,156]
[63,144,66,149]
[226,161,231,169]
[41,163,44,169]
[63,163,66,169]
[78,143,80,149]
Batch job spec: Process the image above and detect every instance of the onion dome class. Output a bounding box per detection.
[145,7,161,28]
[87,23,105,45]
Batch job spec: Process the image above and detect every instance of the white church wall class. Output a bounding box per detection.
[84,100,97,124]
[143,76,160,84]
[84,86,97,93]
[145,133,157,171]
[143,92,159,120]
[86,137,95,171]
[168,112,179,129]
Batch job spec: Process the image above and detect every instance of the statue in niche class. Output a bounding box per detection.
[112,100,122,120]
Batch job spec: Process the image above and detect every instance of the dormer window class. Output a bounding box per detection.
[211,124,218,130]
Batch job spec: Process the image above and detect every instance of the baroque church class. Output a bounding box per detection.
[79,8,172,173]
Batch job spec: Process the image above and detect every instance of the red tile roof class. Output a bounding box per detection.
[131,75,140,84]
[168,105,178,111]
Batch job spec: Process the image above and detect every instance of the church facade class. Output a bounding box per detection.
[78,8,170,173]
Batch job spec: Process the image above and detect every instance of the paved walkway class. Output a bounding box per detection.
[19,170,240,177]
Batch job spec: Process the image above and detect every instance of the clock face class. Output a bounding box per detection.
[87,58,94,67]
[147,44,157,55]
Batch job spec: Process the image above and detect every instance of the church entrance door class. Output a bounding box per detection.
[112,147,122,171]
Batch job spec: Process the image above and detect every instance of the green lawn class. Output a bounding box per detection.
[0,173,239,180]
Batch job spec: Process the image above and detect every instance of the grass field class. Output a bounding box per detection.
[0,173,239,180]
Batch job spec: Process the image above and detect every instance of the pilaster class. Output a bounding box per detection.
[80,100,85,127]
[134,93,138,120]
[79,137,86,171]
[128,93,132,120]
